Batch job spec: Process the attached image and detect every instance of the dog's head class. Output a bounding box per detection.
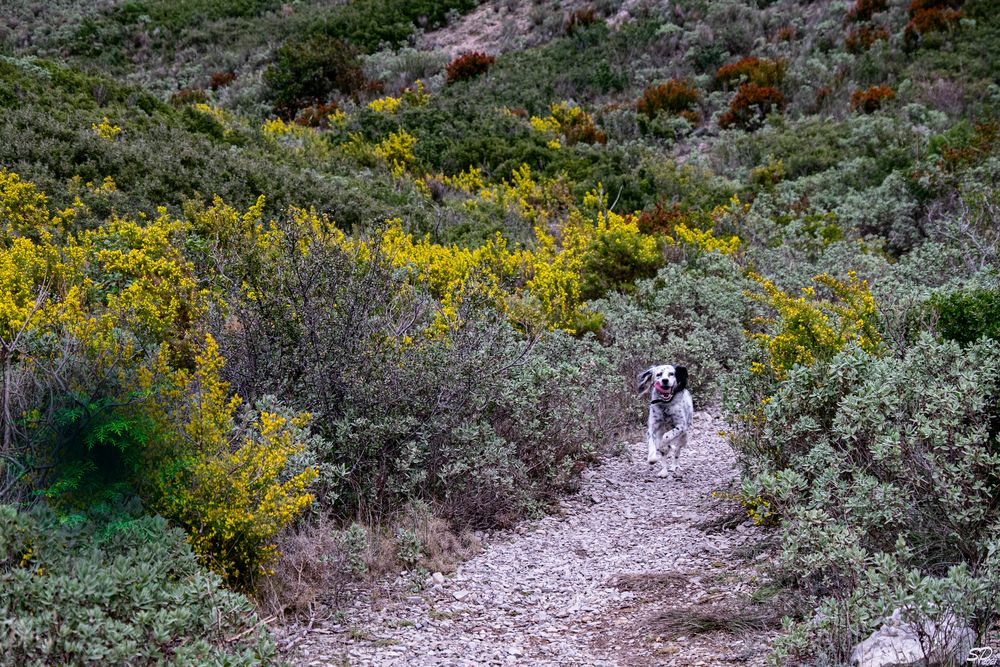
[637,364,688,401]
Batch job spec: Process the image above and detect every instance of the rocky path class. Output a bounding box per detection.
[289,410,774,666]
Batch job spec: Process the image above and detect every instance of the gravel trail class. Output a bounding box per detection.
[290,410,773,666]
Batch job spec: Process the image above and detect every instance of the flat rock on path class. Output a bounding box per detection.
[288,410,773,666]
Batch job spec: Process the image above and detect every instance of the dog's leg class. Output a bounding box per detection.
[646,425,661,465]
[668,431,689,475]
[656,427,687,478]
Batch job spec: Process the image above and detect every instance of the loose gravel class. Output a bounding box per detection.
[288,410,775,666]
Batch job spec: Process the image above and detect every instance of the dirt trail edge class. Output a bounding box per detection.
[290,410,775,666]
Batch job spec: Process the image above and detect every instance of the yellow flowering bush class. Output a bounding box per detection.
[375,129,418,177]
[438,167,486,194]
[91,117,122,141]
[0,170,56,241]
[369,80,429,114]
[747,271,882,379]
[669,222,740,255]
[262,117,294,137]
[368,95,402,114]
[528,102,605,147]
[141,335,317,589]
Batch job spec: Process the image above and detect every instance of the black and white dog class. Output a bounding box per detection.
[637,365,694,478]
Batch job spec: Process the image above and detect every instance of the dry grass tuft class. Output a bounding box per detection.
[613,571,688,593]
[651,602,779,639]
[256,517,350,621]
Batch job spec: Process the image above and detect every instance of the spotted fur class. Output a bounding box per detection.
[637,364,694,478]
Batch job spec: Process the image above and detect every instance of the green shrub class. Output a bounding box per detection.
[206,210,630,527]
[0,505,276,666]
[727,336,1000,663]
[265,34,366,118]
[597,255,752,399]
[928,287,1000,344]
[314,0,477,53]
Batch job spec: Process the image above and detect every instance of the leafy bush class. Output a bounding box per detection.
[446,52,496,85]
[195,202,631,526]
[597,254,751,399]
[315,0,477,53]
[727,336,1000,663]
[265,34,366,118]
[0,505,275,665]
[927,287,1000,344]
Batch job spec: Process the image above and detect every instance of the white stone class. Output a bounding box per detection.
[850,608,975,667]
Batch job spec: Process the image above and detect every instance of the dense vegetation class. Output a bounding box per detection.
[1,0,998,662]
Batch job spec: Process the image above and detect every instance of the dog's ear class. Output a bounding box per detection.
[674,366,688,393]
[636,368,654,396]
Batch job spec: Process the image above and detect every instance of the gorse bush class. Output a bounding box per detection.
[529,102,606,146]
[140,336,317,590]
[745,271,882,381]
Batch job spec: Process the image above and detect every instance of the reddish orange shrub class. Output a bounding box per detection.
[715,57,786,89]
[774,26,796,42]
[170,88,208,106]
[564,7,598,34]
[294,101,340,128]
[851,85,896,113]
[209,71,236,90]
[636,80,700,122]
[845,25,890,52]
[563,117,606,145]
[446,52,496,84]
[904,0,964,48]
[637,201,694,235]
[846,0,888,22]
[719,84,786,131]
[938,121,999,172]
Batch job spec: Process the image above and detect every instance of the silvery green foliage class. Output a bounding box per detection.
[597,253,751,401]
[362,46,449,91]
[0,507,275,666]
[727,336,1000,663]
